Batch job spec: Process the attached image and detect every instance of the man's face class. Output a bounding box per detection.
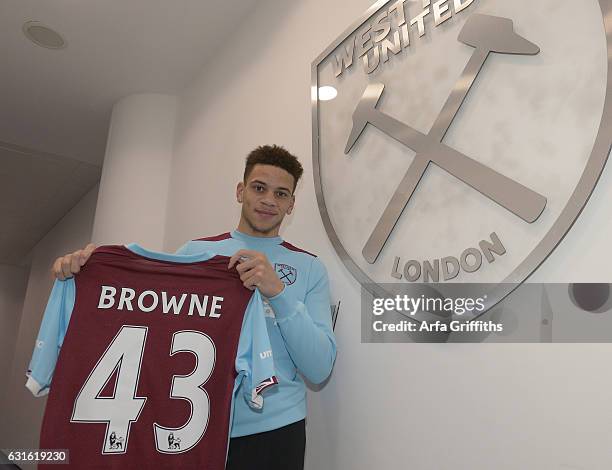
[236,164,295,237]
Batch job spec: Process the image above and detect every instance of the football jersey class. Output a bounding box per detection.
[26,244,277,470]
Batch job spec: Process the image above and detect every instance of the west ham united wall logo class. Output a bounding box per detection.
[312,0,612,308]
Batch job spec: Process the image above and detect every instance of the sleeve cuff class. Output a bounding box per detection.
[267,287,297,322]
[25,375,48,397]
[245,376,279,410]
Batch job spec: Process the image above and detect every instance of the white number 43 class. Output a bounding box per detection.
[71,325,216,455]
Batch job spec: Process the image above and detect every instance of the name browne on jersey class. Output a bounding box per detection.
[97,285,224,318]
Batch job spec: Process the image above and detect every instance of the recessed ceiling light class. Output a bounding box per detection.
[23,21,66,49]
[318,86,338,101]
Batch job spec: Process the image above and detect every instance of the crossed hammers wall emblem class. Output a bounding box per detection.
[345,14,548,265]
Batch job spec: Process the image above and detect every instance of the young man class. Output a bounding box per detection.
[51,145,337,470]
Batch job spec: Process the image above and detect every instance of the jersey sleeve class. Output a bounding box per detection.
[267,256,337,384]
[26,278,76,397]
[235,289,277,410]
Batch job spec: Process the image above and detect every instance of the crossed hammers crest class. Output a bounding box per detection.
[345,14,547,264]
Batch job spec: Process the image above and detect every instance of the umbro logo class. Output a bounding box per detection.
[260,350,272,359]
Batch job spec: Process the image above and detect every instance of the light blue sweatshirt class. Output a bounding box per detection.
[176,230,337,437]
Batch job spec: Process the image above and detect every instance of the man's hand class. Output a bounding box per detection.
[51,243,97,280]
[228,249,285,298]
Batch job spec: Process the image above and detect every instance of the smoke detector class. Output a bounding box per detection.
[23,21,66,49]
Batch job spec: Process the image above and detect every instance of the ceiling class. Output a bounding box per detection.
[0,0,259,264]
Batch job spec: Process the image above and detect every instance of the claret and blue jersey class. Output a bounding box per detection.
[27,243,277,469]
[176,230,338,437]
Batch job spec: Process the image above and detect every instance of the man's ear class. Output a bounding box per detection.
[236,181,244,203]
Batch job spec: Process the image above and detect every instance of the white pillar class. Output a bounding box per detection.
[92,94,178,250]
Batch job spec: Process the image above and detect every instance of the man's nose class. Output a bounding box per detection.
[261,192,277,207]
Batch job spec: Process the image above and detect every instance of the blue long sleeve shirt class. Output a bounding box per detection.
[176,230,337,437]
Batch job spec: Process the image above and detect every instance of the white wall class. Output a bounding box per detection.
[1,184,98,463]
[0,264,29,407]
[164,1,612,469]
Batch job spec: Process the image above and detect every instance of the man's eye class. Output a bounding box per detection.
[276,192,289,198]
[255,185,264,191]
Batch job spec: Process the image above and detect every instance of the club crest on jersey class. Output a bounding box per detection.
[275,263,297,286]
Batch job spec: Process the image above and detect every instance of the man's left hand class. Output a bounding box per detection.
[228,249,285,297]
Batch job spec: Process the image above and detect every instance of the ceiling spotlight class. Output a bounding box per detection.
[23,21,66,49]
[318,86,338,101]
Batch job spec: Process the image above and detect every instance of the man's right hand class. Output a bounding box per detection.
[51,243,97,280]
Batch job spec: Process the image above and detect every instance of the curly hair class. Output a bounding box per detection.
[244,145,304,192]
